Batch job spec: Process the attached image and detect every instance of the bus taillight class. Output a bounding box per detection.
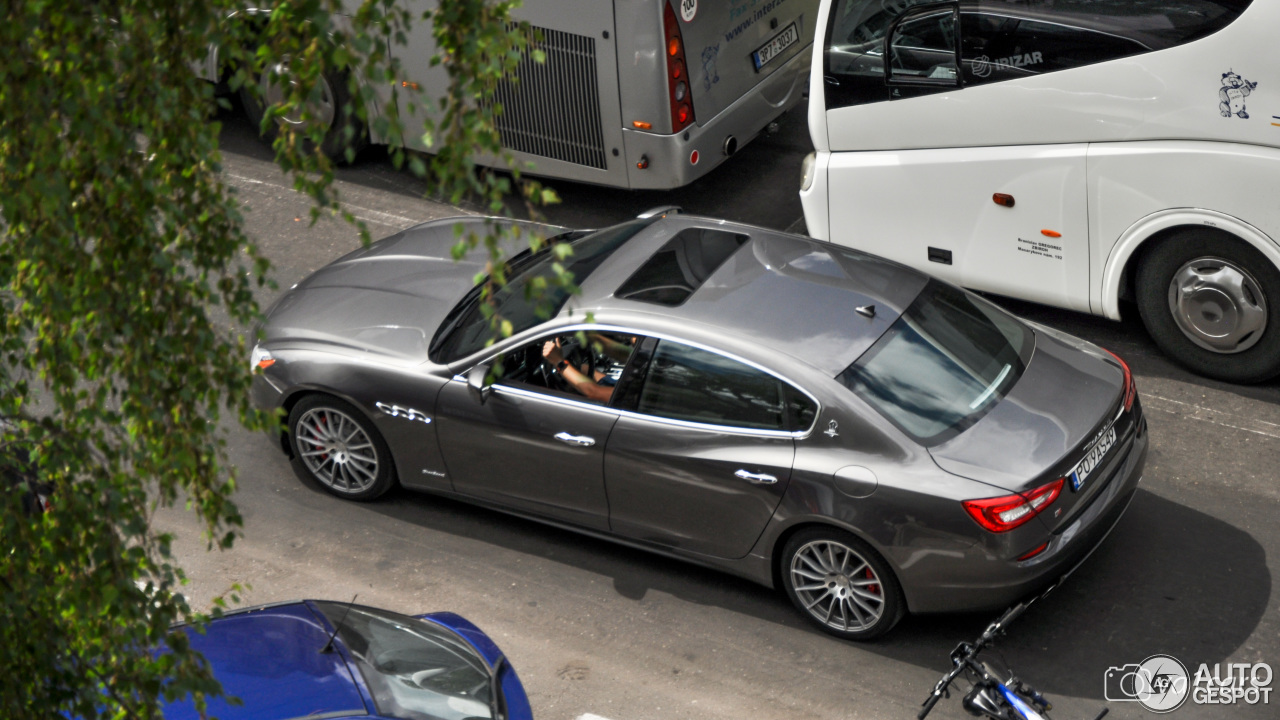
[663,3,695,132]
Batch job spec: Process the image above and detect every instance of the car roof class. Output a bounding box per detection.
[571,215,930,377]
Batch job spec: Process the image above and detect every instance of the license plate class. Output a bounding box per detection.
[752,22,799,71]
[1069,425,1117,491]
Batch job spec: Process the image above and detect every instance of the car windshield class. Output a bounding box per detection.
[838,280,1034,445]
[430,220,652,363]
[316,602,498,720]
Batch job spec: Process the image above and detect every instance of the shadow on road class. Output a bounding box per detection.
[216,96,815,234]
[330,445,1269,698]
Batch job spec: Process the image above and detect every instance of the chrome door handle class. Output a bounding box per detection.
[554,432,596,447]
[735,469,778,485]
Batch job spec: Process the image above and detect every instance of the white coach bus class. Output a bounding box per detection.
[201,0,818,190]
[799,0,1280,382]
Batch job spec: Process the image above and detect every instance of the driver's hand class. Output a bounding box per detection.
[542,339,563,366]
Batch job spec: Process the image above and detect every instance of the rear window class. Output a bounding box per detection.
[838,281,1033,445]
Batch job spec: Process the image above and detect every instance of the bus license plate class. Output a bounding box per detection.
[1069,425,1117,491]
[752,22,799,71]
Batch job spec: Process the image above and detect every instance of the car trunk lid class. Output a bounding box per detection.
[928,327,1129,533]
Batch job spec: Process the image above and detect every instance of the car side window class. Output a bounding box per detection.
[633,340,816,432]
[491,331,638,406]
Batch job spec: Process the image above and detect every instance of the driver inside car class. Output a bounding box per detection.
[541,332,635,403]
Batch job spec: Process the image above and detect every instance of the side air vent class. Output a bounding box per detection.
[488,25,608,170]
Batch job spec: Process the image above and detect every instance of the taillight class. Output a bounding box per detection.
[962,478,1064,533]
[663,3,695,132]
[1102,348,1135,412]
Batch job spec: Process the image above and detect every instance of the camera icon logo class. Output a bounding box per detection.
[1105,655,1190,713]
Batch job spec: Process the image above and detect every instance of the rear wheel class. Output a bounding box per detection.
[288,395,395,500]
[239,59,367,162]
[781,527,904,640]
[1136,230,1280,383]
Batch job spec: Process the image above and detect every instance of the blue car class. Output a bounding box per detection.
[163,600,531,720]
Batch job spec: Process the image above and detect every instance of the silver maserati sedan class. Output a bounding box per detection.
[250,210,1147,639]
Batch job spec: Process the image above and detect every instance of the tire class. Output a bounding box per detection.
[288,395,396,501]
[780,527,905,640]
[239,60,367,162]
[1136,229,1280,383]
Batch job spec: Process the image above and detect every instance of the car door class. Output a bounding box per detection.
[604,337,817,559]
[434,331,638,531]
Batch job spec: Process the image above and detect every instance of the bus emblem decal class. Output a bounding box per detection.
[1219,70,1257,119]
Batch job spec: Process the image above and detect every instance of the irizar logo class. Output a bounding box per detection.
[971,51,1043,78]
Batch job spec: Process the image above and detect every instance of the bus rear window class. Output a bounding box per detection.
[838,281,1033,445]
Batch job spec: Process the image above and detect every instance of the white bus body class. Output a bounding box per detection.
[801,0,1280,382]
[203,0,818,190]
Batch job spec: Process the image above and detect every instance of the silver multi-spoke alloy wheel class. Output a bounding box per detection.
[294,406,380,495]
[1167,256,1268,354]
[789,538,885,633]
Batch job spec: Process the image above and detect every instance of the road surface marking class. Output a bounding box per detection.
[1143,394,1280,440]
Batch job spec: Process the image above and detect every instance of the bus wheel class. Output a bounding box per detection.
[1137,230,1280,383]
[239,61,367,163]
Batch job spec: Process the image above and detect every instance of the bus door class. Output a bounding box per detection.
[819,0,1094,311]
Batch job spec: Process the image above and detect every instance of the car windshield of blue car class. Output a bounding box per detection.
[316,602,499,720]
[431,219,651,363]
[838,280,1033,446]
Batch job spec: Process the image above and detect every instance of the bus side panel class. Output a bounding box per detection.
[1088,141,1280,315]
[826,144,1090,312]
[381,0,628,188]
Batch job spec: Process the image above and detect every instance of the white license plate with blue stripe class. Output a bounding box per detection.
[1069,425,1117,491]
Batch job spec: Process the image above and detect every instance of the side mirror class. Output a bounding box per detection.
[466,362,493,404]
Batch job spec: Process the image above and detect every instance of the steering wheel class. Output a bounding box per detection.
[536,336,593,392]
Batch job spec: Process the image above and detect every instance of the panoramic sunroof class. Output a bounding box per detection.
[614,227,749,307]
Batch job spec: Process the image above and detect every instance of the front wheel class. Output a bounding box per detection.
[1136,230,1280,383]
[288,395,396,500]
[781,527,905,640]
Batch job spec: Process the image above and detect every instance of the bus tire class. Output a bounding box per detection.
[239,62,367,163]
[1136,229,1280,383]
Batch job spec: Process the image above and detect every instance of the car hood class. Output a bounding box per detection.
[927,326,1124,495]
[162,603,366,720]
[263,217,558,362]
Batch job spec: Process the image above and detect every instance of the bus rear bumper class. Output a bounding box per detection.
[621,45,812,190]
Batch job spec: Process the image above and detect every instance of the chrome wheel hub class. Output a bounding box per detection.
[1168,256,1267,354]
[295,407,378,494]
[790,539,884,632]
[261,60,336,129]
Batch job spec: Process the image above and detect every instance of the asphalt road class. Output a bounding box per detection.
[156,105,1280,720]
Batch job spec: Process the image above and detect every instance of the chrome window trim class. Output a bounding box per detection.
[460,322,823,438]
